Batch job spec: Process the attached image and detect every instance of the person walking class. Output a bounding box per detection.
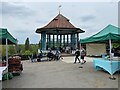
[80,47,86,64]
[74,48,81,64]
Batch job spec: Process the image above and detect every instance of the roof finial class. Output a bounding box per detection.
[58,5,62,14]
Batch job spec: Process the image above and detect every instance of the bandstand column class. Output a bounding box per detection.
[60,35,62,47]
[73,34,76,50]
[67,34,69,45]
[71,34,73,50]
[48,34,51,48]
[57,33,59,48]
[77,33,79,49]
[47,34,49,49]
[41,32,46,50]
[53,35,55,49]
[41,34,43,49]
[63,35,65,47]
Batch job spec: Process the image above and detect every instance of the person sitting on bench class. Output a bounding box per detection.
[37,50,43,62]
[31,52,37,62]
[47,50,54,61]
[54,50,62,60]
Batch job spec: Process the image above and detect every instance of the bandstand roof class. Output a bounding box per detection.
[36,14,85,34]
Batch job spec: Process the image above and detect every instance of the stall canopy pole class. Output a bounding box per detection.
[109,39,112,58]
[109,39,116,80]
[6,38,8,80]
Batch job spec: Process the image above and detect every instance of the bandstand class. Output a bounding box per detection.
[36,13,85,51]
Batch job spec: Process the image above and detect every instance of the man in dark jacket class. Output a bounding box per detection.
[74,48,80,63]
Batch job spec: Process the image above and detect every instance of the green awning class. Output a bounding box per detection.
[0,28,17,44]
[80,24,120,44]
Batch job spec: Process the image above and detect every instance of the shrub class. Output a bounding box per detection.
[24,50,32,56]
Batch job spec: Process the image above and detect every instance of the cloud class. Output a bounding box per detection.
[1,2,33,17]
[118,2,120,27]
[80,27,100,39]
[1,2,118,44]
[35,20,48,25]
[80,15,96,22]
[14,29,28,34]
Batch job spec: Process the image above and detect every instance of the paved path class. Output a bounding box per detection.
[2,56,119,88]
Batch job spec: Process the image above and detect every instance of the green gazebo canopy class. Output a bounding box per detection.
[80,24,120,44]
[0,28,17,44]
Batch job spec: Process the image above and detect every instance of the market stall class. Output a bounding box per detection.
[80,24,120,79]
[0,28,18,80]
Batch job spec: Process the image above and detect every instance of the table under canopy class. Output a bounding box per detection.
[93,58,120,75]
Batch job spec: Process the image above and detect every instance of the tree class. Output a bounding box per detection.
[18,44,25,54]
[25,37,30,50]
[24,50,32,55]
[30,44,39,54]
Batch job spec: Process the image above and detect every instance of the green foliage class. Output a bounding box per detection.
[18,44,39,55]
[24,50,32,55]
[113,43,120,49]
[2,45,16,57]
[2,45,6,57]
[1,39,40,57]
[17,38,40,55]
[25,37,30,50]
[8,45,15,55]
[30,44,39,54]
[18,44,25,54]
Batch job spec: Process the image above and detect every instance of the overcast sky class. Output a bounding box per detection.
[0,0,119,44]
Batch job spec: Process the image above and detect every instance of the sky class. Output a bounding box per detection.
[0,0,119,44]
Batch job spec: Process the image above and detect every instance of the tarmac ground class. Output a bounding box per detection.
[2,56,119,88]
